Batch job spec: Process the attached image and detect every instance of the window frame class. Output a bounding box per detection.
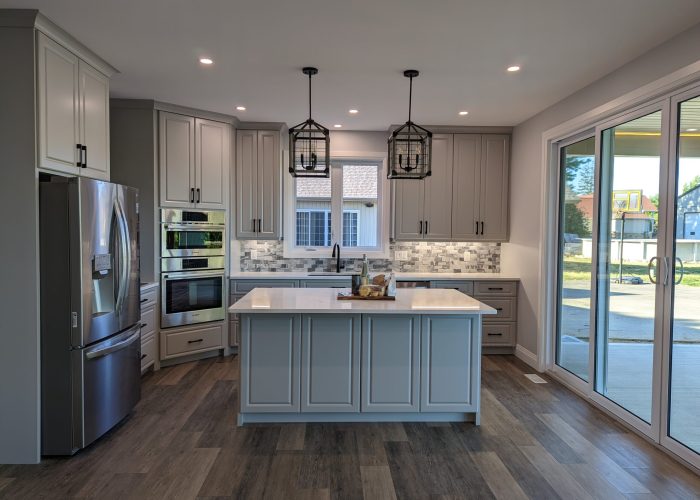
[283,151,389,258]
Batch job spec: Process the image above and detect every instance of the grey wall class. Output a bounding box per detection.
[502,22,700,356]
[0,27,41,463]
[330,130,387,154]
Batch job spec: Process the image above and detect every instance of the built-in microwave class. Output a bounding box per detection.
[161,270,226,328]
[161,209,225,258]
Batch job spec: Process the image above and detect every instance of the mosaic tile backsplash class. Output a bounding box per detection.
[239,241,500,273]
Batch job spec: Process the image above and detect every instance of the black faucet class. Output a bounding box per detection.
[331,243,343,273]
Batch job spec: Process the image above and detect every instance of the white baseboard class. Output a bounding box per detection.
[515,344,540,371]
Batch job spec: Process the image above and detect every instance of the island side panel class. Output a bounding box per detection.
[240,313,301,413]
[361,314,421,412]
[301,314,360,413]
[420,315,481,416]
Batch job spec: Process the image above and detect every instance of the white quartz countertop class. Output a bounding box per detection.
[229,272,519,281]
[140,281,159,291]
[229,288,497,315]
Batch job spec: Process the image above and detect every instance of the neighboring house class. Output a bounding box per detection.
[296,165,378,247]
[677,184,700,239]
[577,193,658,238]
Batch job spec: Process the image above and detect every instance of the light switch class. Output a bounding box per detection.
[395,250,408,261]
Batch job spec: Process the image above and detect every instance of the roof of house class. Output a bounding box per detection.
[296,165,378,199]
[576,193,658,220]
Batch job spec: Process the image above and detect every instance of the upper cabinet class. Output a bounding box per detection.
[394,133,510,242]
[159,111,230,210]
[236,130,282,239]
[37,33,110,180]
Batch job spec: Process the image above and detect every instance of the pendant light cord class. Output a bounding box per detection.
[308,72,312,121]
[408,75,413,124]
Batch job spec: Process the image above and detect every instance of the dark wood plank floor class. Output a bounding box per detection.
[1,354,699,499]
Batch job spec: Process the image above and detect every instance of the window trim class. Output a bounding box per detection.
[283,150,389,258]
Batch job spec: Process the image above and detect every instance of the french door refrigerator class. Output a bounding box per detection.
[40,177,141,455]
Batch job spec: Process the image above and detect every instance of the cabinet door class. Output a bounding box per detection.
[37,33,80,175]
[240,314,301,413]
[195,118,230,209]
[78,60,110,180]
[452,134,481,240]
[423,134,454,240]
[301,314,360,412]
[361,315,420,412]
[420,315,479,412]
[479,135,510,241]
[236,130,258,238]
[257,130,281,239]
[159,112,195,208]
[393,179,425,240]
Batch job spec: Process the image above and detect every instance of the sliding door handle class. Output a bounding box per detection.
[675,257,684,285]
[663,256,670,287]
[648,256,659,284]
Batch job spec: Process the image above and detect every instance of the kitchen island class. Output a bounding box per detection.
[229,288,496,425]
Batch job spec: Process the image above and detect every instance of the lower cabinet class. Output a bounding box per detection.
[240,314,301,413]
[361,315,420,412]
[301,314,360,412]
[160,322,224,359]
[420,315,478,412]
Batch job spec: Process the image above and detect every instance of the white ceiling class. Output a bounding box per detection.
[5,0,700,129]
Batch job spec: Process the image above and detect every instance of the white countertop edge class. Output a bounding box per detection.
[229,272,519,281]
[140,282,159,291]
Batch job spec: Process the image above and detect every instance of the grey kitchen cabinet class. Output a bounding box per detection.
[236,130,282,239]
[301,314,360,412]
[300,279,351,288]
[240,314,301,413]
[159,111,230,209]
[139,284,159,373]
[37,32,111,180]
[361,315,420,412]
[394,133,510,242]
[420,315,479,412]
[393,134,453,241]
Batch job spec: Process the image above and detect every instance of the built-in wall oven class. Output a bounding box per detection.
[160,209,226,328]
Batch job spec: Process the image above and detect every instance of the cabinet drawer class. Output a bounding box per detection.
[476,297,516,322]
[141,335,156,371]
[231,279,298,294]
[229,320,240,347]
[140,305,157,338]
[430,280,474,295]
[140,287,158,309]
[163,323,223,357]
[474,281,517,296]
[300,279,351,288]
[482,323,515,346]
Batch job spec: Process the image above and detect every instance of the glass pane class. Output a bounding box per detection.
[595,110,663,423]
[342,165,378,248]
[296,177,332,247]
[165,230,223,250]
[165,277,223,314]
[669,95,700,453]
[556,136,595,381]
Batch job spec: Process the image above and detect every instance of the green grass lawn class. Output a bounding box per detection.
[563,256,700,287]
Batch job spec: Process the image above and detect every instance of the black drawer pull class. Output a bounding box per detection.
[140,298,148,303]
[487,333,503,336]
[496,307,504,311]
[488,287,504,291]
[187,338,204,344]
[140,323,147,328]
[141,353,147,360]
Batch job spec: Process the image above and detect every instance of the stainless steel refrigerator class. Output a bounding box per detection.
[40,177,141,455]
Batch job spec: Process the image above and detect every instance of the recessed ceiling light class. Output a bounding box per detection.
[348,109,359,114]
[334,124,343,128]
[458,111,469,116]
[199,57,213,65]
[507,65,521,72]
[687,128,698,132]
[236,106,246,111]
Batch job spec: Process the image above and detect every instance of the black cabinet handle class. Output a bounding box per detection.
[487,333,503,336]
[140,298,148,303]
[141,353,147,360]
[187,338,204,344]
[475,221,479,235]
[76,144,82,166]
[196,188,201,203]
[480,221,484,235]
[258,219,262,233]
[487,287,503,291]
[425,221,429,234]
[252,219,256,232]
[419,221,423,234]
[496,307,503,311]
[82,145,87,168]
[140,323,147,328]
[190,188,195,203]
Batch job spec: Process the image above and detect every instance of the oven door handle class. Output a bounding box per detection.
[161,270,225,280]
[162,224,226,231]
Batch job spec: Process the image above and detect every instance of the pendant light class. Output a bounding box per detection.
[387,70,432,180]
[289,67,330,178]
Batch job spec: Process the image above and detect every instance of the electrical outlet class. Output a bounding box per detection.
[395,250,408,261]
[250,250,258,259]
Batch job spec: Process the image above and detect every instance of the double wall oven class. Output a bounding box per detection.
[161,209,226,328]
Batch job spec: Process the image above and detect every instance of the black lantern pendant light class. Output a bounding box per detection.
[388,70,432,180]
[289,67,330,178]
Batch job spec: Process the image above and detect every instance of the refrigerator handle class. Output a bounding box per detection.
[114,198,131,312]
[84,327,140,360]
